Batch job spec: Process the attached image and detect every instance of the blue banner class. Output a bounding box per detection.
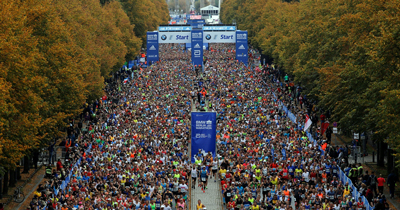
[282,148,286,160]
[236,31,248,65]
[159,26,192,31]
[188,19,205,23]
[271,148,275,161]
[188,19,205,29]
[203,26,236,31]
[146,32,159,64]
[191,30,203,66]
[191,112,216,163]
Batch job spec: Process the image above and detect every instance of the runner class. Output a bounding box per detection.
[211,158,218,182]
[191,165,198,189]
[200,166,209,192]
[25,42,371,210]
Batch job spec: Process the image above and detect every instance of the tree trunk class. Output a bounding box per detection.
[0,174,3,199]
[377,141,385,167]
[16,167,21,180]
[22,155,30,173]
[2,170,8,194]
[9,169,16,188]
[387,149,394,174]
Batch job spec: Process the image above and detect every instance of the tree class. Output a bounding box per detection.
[120,0,169,42]
[0,0,44,173]
[221,0,400,168]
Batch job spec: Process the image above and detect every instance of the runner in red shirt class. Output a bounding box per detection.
[357,197,364,210]
[227,198,236,209]
[377,174,386,194]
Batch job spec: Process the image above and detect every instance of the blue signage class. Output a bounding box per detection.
[191,30,203,66]
[203,26,236,31]
[188,19,205,29]
[188,19,205,23]
[146,32,159,64]
[191,112,217,163]
[158,26,192,31]
[236,31,248,65]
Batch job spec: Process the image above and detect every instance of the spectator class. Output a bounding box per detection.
[377,174,386,194]
[370,171,378,195]
[387,170,398,199]
[56,159,62,171]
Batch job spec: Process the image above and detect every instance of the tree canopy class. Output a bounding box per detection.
[0,0,165,172]
[221,0,400,165]
[120,0,169,42]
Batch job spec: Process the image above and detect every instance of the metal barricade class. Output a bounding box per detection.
[345,145,364,164]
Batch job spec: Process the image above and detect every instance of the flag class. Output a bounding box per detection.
[321,122,330,135]
[123,78,129,84]
[271,148,274,161]
[282,148,286,160]
[304,114,312,131]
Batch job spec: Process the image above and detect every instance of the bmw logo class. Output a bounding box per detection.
[206,34,211,40]
[161,35,167,40]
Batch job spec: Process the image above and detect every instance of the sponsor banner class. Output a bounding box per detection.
[188,19,205,29]
[203,26,236,31]
[146,32,159,63]
[236,31,248,65]
[191,112,216,163]
[191,30,203,66]
[193,23,204,29]
[190,15,202,19]
[188,19,205,23]
[158,26,192,31]
[158,32,191,43]
[203,31,236,43]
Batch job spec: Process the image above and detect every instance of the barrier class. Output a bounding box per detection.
[272,91,373,209]
[55,143,92,198]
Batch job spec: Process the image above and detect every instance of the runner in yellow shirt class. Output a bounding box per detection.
[196,199,206,210]
[219,168,227,179]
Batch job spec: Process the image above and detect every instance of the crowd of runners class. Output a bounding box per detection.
[25,43,394,210]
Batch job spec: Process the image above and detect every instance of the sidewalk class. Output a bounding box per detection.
[332,134,400,209]
[191,177,223,210]
[1,167,45,210]
[1,146,65,210]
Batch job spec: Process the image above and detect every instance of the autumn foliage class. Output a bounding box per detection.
[0,0,165,171]
[221,0,400,163]
[120,0,170,42]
